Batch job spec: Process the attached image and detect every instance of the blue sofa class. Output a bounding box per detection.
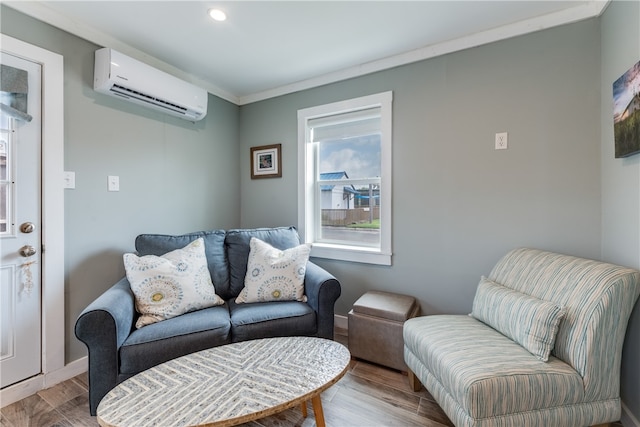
[75,227,341,415]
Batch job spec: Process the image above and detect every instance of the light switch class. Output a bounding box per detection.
[108,175,119,192]
[63,171,75,189]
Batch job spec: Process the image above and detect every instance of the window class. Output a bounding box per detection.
[298,91,392,265]
[0,117,14,235]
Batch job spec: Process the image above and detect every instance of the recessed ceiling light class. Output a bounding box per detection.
[208,8,227,22]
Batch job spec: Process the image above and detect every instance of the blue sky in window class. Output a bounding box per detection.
[319,134,381,179]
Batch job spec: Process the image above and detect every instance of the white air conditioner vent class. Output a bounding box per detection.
[110,84,190,115]
[94,48,207,121]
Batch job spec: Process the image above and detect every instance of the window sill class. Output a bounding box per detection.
[310,243,391,266]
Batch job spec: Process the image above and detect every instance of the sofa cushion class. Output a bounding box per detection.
[228,299,316,342]
[403,315,584,419]
[235,237,311,303]
[470,277,566,361]
[135,230,232,299]
[226,227,302,298]
[124,238,225,328]
[120,305,231,374]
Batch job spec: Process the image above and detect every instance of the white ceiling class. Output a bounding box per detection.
[5,1,608,105]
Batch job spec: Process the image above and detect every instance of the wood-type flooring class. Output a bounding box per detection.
[0,329,626,427]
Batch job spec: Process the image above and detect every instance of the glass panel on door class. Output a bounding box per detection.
[0,122,12,235]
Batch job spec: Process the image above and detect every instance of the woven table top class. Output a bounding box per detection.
[97,336,350,427]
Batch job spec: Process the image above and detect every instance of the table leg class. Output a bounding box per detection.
[300,401,308,418]
[311,395,325,427]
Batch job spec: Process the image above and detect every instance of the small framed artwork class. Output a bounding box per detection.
[250,143,282,179]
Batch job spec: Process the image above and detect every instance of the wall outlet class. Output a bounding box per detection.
[495,132,508,150]
[108,175,119,192]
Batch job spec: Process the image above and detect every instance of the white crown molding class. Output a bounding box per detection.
[3,1,240,105]
[4,1,608,106]
[238,0,610,105]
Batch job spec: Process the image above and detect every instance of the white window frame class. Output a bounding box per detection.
[298,91,392,265]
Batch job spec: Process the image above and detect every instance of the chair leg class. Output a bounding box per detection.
[407,368,422,392]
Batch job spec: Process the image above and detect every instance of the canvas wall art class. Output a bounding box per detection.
[613,60,640,158]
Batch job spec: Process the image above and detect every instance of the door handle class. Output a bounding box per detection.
[19,245,37,257]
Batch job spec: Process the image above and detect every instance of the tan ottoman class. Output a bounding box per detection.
[348,291,420,372]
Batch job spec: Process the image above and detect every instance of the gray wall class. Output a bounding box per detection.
[1,6,242,362]
[240,19,602,317]
[3,2,639,422]
[240,12,640,419]
[601,1,640,423]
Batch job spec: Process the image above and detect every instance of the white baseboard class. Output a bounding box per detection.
[335,314,348,331]
[0,356,87,408]
[622,402,640,427]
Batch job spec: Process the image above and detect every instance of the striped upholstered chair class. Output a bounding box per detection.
[404,248,640,427]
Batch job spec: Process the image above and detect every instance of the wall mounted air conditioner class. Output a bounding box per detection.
[94,48,207,121]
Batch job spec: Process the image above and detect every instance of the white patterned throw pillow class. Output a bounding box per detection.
[235,237,311,303]
[124,238,224,328]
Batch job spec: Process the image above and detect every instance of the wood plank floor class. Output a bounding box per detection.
[0,330,626,427]
[0,330,454,427]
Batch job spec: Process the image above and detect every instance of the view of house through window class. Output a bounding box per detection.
[298,91,392,265]
[314,111,381,248]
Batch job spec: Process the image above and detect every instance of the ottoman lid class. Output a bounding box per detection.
[352,291,418,322]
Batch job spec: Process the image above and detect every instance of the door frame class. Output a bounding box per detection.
[0,34,65,402]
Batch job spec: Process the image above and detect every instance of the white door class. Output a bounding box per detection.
[0,52,42,389]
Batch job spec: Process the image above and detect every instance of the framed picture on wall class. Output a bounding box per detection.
[613,60,640,158]
[251,144,282,179]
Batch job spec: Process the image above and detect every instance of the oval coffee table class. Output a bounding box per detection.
[97,336,350,427]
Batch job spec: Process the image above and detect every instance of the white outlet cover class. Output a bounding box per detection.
[495,132,508,150]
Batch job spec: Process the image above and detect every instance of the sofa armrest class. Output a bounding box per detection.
[304,261,341,339]
[74,278,135,415]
